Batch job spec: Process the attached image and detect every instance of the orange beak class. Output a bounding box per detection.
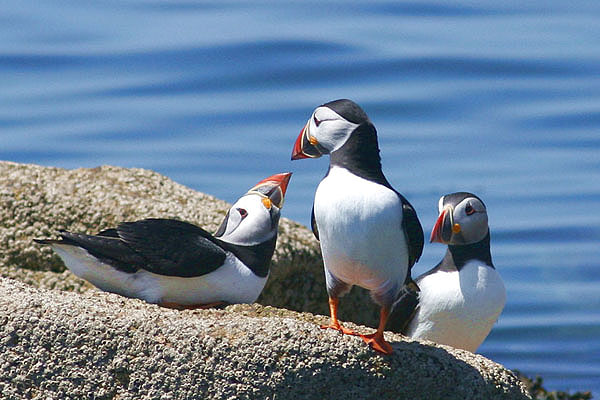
[247,172,292,209]
[430,209,447,243]
[291,126,309,160]
[431,205,461,243]
[291,120,324,160]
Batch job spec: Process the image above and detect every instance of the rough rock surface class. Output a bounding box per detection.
[0,278,529,400]
[0,160,378,326]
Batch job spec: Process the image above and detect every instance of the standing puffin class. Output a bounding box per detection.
[392,192,506,352]
[35,172,292,309]
[291,99,424,354]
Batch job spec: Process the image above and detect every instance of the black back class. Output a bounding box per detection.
[39,218,276,278]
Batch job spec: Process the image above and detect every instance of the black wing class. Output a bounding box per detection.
[113,218,228,277]
[41,219,229,277]
[35,232,144,274]
[96,228,119,237]
[388,279,420,334]
[398,194,424,271]
[310,203,319,241]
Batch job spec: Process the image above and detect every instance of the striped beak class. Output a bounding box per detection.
[291,121,324,160]
[247,172,292,209]
[430,206,460,243]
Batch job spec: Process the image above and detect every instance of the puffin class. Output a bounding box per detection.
[34,172,292,309]
[291,99,424,354]
[391,192,506,352]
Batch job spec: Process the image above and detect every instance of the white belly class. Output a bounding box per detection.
[314,167,408,292]
[52,244,267,305]
[406,260,506,352]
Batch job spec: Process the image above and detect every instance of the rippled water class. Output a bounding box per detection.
[2,0,600,393]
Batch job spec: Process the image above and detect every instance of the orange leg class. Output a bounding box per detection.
[320,297,359,336]
[158,301,226,310]
[360,306,394,355]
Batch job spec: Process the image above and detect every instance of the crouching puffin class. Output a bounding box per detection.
[291,99,424,354]
[391,192,506,352]
[34,172,292,309]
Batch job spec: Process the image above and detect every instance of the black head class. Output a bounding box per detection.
[322,99,370,125]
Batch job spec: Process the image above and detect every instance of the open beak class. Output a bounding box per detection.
[247,172,292,209]
[291,121,323,160]
[430,206,460,243]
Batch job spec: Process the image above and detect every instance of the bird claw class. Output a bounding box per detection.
[360,333,394,355]
[320,323,359,336]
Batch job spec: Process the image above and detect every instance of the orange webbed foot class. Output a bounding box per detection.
[320,322,359,336]
[321,296,359,336]
[360,332,394,355]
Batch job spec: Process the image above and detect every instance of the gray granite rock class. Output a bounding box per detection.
[0,278,529,400]
[0,161,379,326]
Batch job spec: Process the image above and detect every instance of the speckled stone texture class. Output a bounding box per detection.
[0,161,378,326]
[0,278,529,400]
[0,161,530,399]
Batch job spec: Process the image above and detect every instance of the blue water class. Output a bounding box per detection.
[2,0,599,393]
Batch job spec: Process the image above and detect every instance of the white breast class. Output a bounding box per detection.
[52,244,267,305]
[314,166,408,293]
[406,260,506,352]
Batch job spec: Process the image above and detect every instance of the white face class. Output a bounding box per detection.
[216,194,280,246]
[306,106,359,153]
[440,196,488,245]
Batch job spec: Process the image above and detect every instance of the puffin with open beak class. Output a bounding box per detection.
[35,172,292,309]
[391,192,506,352]
[292,99,424,355]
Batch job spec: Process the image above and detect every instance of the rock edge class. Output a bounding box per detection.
[0,278,529,400]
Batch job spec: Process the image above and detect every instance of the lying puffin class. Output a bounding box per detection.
[291,99,424,354]
[35,172,292,309]
[391,192,506,352]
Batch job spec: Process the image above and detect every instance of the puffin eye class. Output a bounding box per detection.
[465,204,475,216]
[237,208,248,219]
[313,115,322,127]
